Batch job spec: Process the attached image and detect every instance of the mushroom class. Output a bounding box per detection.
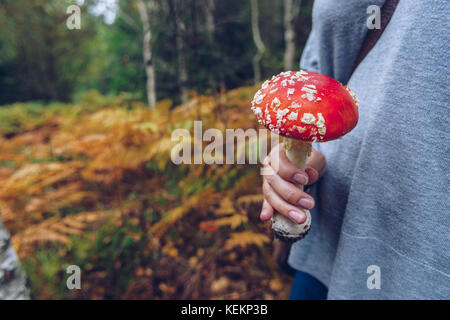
[251,70,359,241]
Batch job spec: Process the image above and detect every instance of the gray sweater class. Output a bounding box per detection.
[288,0,450,299]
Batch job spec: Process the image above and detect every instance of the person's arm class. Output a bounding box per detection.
[260,144,326,224]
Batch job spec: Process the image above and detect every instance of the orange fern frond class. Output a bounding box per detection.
[224,231,270,251]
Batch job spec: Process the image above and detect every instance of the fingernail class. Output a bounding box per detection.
[288,210,305,224]
[298,198,314,210]
[293,173,308,185]
[260,210,270,221]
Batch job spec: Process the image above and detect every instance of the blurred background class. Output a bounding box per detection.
[0,0,313,299]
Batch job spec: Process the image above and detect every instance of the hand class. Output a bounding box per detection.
[260,144,326,224]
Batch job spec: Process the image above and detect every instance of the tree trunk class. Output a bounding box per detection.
[0,215,30,300]
[204,0,215,42]
[169,0,188,105]
[250,0,265,83]
[203,0,217,91]
[138,0,156,109]
[283,0,301,71]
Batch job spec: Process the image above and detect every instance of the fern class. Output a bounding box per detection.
[224,231,270,251]
[12,211,114,258]
[0,86,288,299]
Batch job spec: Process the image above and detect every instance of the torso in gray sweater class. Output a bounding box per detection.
[288,0,450,299]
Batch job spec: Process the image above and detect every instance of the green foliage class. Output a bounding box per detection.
[0,0,313,105]
[0,88,292,299]
[0,0,98,103]
[0,0,316,299]
[0,102,62,136]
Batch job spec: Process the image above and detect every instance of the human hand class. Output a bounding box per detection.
[260,144,326,224]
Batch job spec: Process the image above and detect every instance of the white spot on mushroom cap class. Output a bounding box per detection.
[276,108,290,119]
[287,88,295,96]
[265,106,271,123]
[318,126,326,135]
[316,113,326,136]
[253,91,265,105]
[273,108,290,131]
[345,86,359,107]
[300,84,318,102]
[292,70,309,81]
[271,97,281,108]
[301,113,316,124]
[287,111,298,121]
[252,106,262,116]
[292,125,306,134]
[316,113,325,126]
[301,93,315,102]
[301,86,317,94]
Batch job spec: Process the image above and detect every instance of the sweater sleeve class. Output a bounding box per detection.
[299,0,386,84]
[299,28,320,73]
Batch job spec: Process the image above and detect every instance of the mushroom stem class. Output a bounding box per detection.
[282,137,312,171]
[270,137,312,242]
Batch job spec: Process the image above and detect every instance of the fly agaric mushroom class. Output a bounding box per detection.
[251,70,359,241]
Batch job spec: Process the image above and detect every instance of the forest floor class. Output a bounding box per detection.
[0,88,293,299]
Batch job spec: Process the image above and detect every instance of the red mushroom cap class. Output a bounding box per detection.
[251,70,359,142]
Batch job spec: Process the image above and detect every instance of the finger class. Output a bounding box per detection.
[306,148,327,175]
[270,145,309,186]
[264,166,315,210]
[305,149,327,184]
[262,181,307,224]
[260,199,274,221]
[305,167,320,185]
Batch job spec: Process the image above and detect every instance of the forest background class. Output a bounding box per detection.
[0,0,313,299]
